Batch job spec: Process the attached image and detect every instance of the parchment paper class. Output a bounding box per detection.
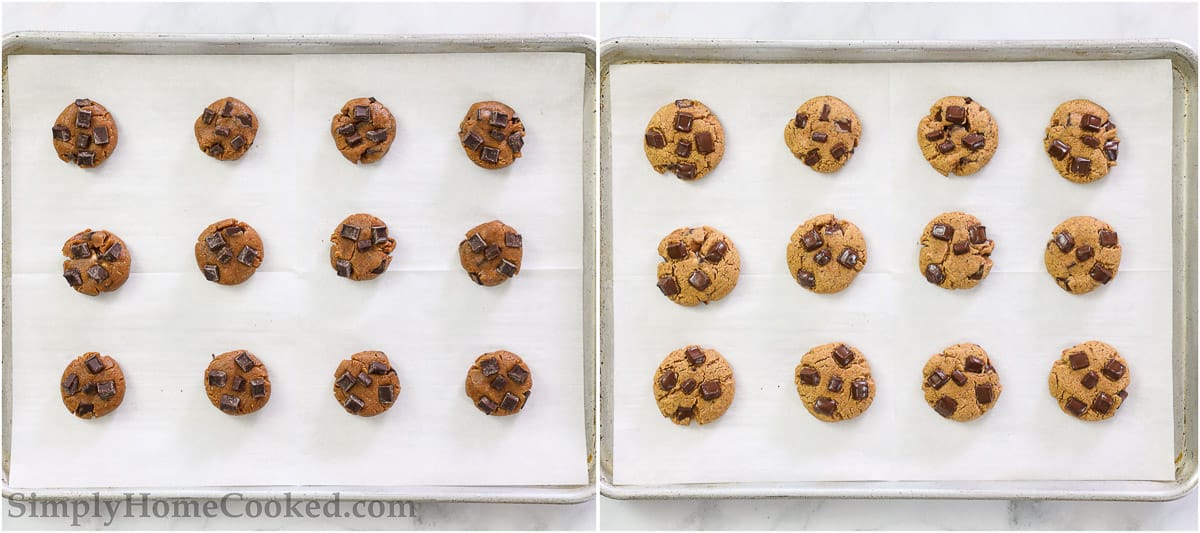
[609,59,1176,484]
[7,52,587,488]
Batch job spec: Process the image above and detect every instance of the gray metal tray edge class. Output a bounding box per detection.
[1,31,597,505]
[597,38,1198,501]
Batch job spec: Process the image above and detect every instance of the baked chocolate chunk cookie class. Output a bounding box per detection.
[783,96,862,173]
[1044,99,1120,183]
[921,343,1002,422]
[195,218,264,286]
[643,99,725,181]
[656,226,740,306]
[330,97,396,164]
[466,350,532,416]
[1048,340,1129,421]
[61,229,131,296]
[919,212,994,290]
[795,343,875,422]
[458,220,523,287]
[1044,216,1121,295]
[195,97,258,161]
[916,96,998,176]
[653,345,735,426]
[459,101,526,170]
[786,214,867,294]
[334,351,401,417]
[204,350,271,416]
[61,352,125,419]
[330,213,396,281]
[52,99,118,168]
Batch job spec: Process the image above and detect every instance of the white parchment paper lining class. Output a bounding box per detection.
[8,53,587,488]
[609,59,1176,483]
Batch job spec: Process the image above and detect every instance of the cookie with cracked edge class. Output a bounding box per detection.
[795,342,875,422]
[333,351,401,417]
[52,98,118,168]
[921,343,1002,422]
[330,213,397,281]
[655,226,740,306]
[786,214,867,294]
[204,350,271,416]
[643,99,725,181]
[919,211,994,290]
[195,218,264,286]
[458,101,526,169]
[1044,99,1120,183]
[60,352,126,419]
[916,96,999,176]
[466,350,533,416]
[458,220,523,287]
[1048,340,1129,421]
[783,96,862,173]
[653,345,735,425]
[61,229,131,296]
[330,97,396,164]
[1044,215,1121,295]
[195,97,258,161]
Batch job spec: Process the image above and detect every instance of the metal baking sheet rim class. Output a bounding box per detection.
[596,38,1198,501]
[0,32,597,505]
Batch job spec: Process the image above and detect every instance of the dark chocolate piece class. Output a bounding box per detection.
[814,397,837,416]
[832,345,854,367]
[798,367,820,386]
[203,264,220,282]
[480,358,500,377]
[499,392,520,411]
[974,384,994,404]
[827,375,843,393]
[236,246,258,267]
[673,112,693,132]
[688,270,710,290]
[235,352,255,372]
[851,379,870,401]
[1070,156,1092,175]
[836,247,859,269]
[220,394,240,412]
[1048,139,1070,160]
[699,380,721,400]
[934,396,958,417]
[86,264,108,282]
[477,396,498,414]
[497,259,518,277]
[659,370,678,391]
[657,276,679,296]
[930,223,954,241]
[645,130,665,148]
[335,259,352,278]
[685,346,706,366]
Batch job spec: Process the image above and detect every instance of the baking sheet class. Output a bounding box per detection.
[6,52,587,488]
[609,59,1176,484]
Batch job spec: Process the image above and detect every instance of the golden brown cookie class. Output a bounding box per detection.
[60,352,125,419]
[204,350,271,416]
[195,218,264,286]
[330,97,396,164]
[783,96,862,173]
[653,345,735,425]
[1044,99,1120,183]
[1044,215,1121,295]
[643,99,725,181]
[919,211,994,290]
[194,97,258,161]
[330,213,396,282]
[61,229,131,296]
[794,343,875,422]
[458,220,523,287]
[1048,341,1130,421]
[334,351,401,417]
[52,98,118,168]
[786,214,867,294]
[466,350,532,416]
[458,101,526,169]
[655,226,740,306]
[921,343,1002,422]
[916,96,998,176]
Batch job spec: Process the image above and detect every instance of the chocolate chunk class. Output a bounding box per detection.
[704,241,727,263]
[656,276,679,296]
[1098,229,1119,247]
[370,225,388,245]
[1089,263,1113,284]
[477,396,498,414]
[1102,358,1126,380]
[801,229,824,251]
[201,108,216,125]
[344,133,363,146]
[249,379,267,399]
[680,378,698,394]
[967,225,987,245]
[674,139,692,158]
[1054,231,1075,253]
[230,135,246,150]
[685,346,706,366]
[1075,245,1094,262]
[925,264,945,284]
[507,133,524,153]
[695,131,715,154]
[363,128,387,143]
[206,232,227,251]
[489,111,509,128]
[207,144,224,157]
[927,370,949,390]
[688,270,710,290]
[811,131,828,143]
[352,105,371,123]
[645,129,665,148]
[220,394,240,412]
[75,403,94,416]
[210,245,230,264]
[1048,139,1070,160]
[236,246,258,267]
[827,375,844,393]
[1081,370,1099,389]
[489,375,506,390]
[1118,390,1128,400]
[952,241,969,255]
[86,264,108,282]
[234,352,255,372]
[934,396,959,417]
[75,99,91,107]
[1065,397,1088,417]
[83,383,97,395]
[674,162,697,180]
[814,397,838,416]
[75,109,92,129]
[1104,140,1119,162]
[1068,351,1090,370]
[1080,114,1102,132]
[75,133,91,149]
[975,384,994,404]
[936,140,955,154]
[813,248,832,266]
[830,143,847,159]
[83,354,104,375]
[337,225,361,243]
[819,104,831,121]
[1092,392,1113,414]
[832,345,855,367]
[699,380,722,400]
[203,264,220,282]
[1081,135,1100,148]
[659,370,678,391]
[336,372,356,392]
[673,112,693,132]
[835,119,852,132]
[944,105,967,125]
[797,269,816,289]
[63,373,80,395]
[75,151,96,166]
[53,125,71,142]
[220,100,234,118]
[851,379,870,401]
[499,392,520,411]
[497,259,518,278]
[356,239,372,252]
[484,244,501,260]
[962,133,985,151]
[930,223,954,241]
[794,113,808,128]
[798,367,820,386]
[480,357,500,376]
[371,260,389,275]
[836,247,859,269]
[964,356,985,373]
[231,375,245,392]
[343,395,365,413]
[674,405,694,420]
[214,126,230,137]
[950,370,968,386]
[489,130,505,142]
[368,361,388,375]
[237,114,253,127]
[378,384,395,404]
[92,126,110,145]
[924,130,944,141]
[476,108,491,121]
[803,149,821,166]
[481,146,500,164]
[335,259,352,278]
[466,233,486,252]
[63,268,83,287]
[1070,156,1092,175]
[462,131,484,151]
[70,242,91,259]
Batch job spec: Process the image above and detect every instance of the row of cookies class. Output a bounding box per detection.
[644,97,1119,183]
[60,349,533,420]
[655,214,1121,305]
[653,340,1130,426]
[51,97,526,169]
[61,218,523,295]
